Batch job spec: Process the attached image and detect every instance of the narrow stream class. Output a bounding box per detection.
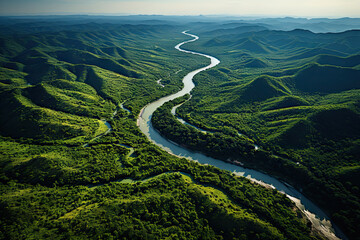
[137,31,346,240]
[171,100,210,134]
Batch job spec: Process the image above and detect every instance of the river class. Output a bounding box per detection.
[137,31,346,240]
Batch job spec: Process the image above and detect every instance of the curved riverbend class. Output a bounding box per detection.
[138,31,345,240]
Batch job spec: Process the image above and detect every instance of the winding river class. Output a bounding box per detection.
[137,31,346,240]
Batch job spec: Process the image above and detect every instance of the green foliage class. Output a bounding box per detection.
[0,17,356,239]
[238,75,291,102]
[173,26,360,239]
[0,171,309,240]
[0,89,101,140]
[152,99,256,161]
[315,54,360,67]
[261,96,310,111]
[293,63,360,93]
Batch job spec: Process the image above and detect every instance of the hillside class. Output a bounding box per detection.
[173,25,360,239]
[243,58,269,68]
[240,75,290,100]
[0,18,326,240]
[293,63,360,93]
[315,54,360,67]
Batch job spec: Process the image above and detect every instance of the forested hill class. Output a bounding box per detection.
[166,24,360,239]
[0,17,330,239]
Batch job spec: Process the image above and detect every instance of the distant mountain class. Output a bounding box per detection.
[203,24,268,36]
[248,17,360,32]
[287,48,346,60]
[200,29,360,62]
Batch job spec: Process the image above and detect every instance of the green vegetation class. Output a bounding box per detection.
[1,171,315,240]
[0,18,325,239]
[153,98,256,160]
[165,27,360,239]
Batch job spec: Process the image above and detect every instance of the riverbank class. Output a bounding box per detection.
[137,31,346,240]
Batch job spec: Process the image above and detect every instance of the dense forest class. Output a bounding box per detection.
[0,16,359,239]
[153,25,360,239]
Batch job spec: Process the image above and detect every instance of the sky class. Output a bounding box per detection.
[1,0,360,18]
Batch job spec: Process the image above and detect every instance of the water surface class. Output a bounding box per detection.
[137,31,345,240]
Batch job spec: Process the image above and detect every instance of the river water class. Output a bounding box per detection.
[137,31,346,240]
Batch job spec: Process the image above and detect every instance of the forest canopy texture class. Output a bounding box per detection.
[0,16,359,239]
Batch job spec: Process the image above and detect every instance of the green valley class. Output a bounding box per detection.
[162,25,360,239]
[0,15,359,240]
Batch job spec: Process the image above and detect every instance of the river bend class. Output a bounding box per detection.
[137,31,345,240]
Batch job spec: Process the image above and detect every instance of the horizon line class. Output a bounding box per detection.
[1,13,360,19]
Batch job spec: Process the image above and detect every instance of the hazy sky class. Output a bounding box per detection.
[1,0,360,17]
